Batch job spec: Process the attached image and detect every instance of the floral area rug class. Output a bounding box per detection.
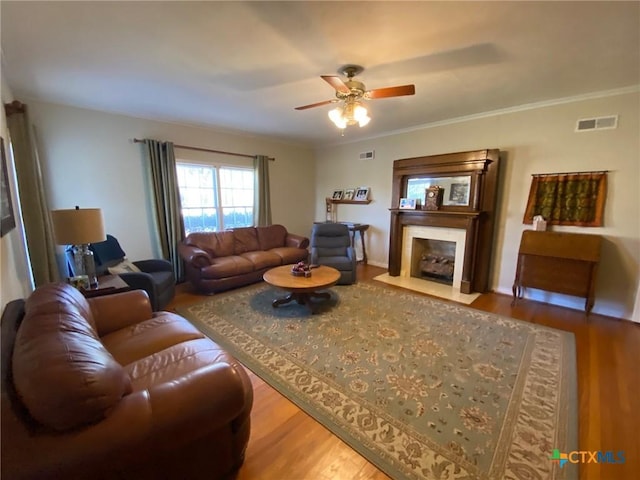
[178,282,577,480]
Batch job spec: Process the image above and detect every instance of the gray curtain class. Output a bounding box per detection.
[5,101,59,285]
[253,154,272,226]
[142,139,184,282]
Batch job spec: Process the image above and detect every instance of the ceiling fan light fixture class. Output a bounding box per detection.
[354,104,370,127]
[328,107,347,129]
[328,101,370,129]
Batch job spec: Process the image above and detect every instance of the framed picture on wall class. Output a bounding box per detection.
[354,187,370,201]
[332,190,344,200]
[343,189,355,200]
[1,138,16,237]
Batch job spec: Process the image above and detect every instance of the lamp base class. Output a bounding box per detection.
[73,244,98,289]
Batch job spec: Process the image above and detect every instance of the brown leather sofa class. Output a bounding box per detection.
[1,283,253,480]
[179,224,309,294]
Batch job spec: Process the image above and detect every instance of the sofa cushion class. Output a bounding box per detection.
[316,246,349,257]
[232,227,260,254]
[270,246,309,265]
[316,255,354,271]
[187,231,235,257]
[240,250,282,270]
[256,224,287,251]
[201,256,254,279]
[125,337,236,391]
[100,312,205,366]
[13,284,131,432]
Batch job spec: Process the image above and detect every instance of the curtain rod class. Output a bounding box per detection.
[133,138,274,161]
[4,100,26,116]
[532,170,609,177]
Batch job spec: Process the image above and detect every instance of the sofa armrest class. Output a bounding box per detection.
[89,290,153,337]
[118,271,156,294]
[146,362,247,442]
[178,244,213,268]
[133,259,173,273]
[286,233,309,249]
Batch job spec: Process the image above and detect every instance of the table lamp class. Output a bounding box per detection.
[51,206,106,289]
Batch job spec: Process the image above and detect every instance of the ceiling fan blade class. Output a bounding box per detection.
[321,75,351,94]
[366,84,416,99]
[294,99,338,110]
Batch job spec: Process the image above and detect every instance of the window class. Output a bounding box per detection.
[176,163,254,235]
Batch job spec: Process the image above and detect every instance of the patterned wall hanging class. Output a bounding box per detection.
[523,171,608,227]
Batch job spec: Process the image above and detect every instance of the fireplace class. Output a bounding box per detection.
[388,149,501,294]
[401,225,467,289]
[411,238,456,285]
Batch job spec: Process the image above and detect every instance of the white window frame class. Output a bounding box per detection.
[176,160,254,235]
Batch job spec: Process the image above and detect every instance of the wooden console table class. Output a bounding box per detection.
[512,230,602,313]
[342,223,369,264]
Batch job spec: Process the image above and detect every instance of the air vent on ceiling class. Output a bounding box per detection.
[575,115,618,132]
[359,150,375,160]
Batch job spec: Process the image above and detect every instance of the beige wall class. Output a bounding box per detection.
[0,73,33,308]
[315,91,640,320]
[16,100,316,274]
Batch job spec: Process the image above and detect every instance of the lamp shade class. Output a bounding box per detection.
[51,207,106,245]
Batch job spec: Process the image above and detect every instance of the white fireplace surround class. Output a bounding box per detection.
[401,225,467,289]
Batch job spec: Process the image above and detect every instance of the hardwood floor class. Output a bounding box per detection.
[168,265,640,480]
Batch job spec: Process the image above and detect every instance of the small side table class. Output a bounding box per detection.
[80,275,131,298]
[342,223,369,264]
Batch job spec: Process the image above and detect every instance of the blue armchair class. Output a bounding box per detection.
[89,234,175,311]
[310,223,356,285]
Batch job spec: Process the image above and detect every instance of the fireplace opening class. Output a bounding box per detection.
[410,238,456,285]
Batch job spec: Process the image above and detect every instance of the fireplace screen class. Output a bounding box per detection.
[410,238,456,285]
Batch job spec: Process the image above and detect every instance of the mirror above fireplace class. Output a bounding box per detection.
[407,175,472,207]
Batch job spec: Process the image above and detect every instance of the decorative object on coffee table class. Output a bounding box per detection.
[263,264,340,313]
[290,261,315,277]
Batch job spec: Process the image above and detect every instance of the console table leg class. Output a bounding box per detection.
[359,230,367,264]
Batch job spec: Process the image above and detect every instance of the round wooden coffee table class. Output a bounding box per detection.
[263,265,340,313]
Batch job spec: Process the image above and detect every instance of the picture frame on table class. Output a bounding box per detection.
[1,138,16,237]
[331,190,344,200]
[354,187,370,202]
[399,198,417,210]
[343,189,355,201]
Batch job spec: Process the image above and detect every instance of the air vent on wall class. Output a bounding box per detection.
[359,150,375,160]
[575,115,618,132]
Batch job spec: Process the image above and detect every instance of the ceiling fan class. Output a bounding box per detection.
[295,65,415,129]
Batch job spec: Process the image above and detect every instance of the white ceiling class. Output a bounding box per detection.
[1,1,638,147]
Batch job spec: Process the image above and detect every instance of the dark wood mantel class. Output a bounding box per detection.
[388,149,501,294]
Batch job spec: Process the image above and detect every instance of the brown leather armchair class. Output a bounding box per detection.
[1,283,253,480]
